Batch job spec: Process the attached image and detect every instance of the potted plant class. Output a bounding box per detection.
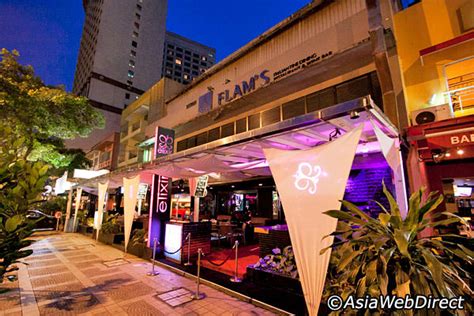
[322,184,473,314]
[98,215,121,245]
[247,246,302,293]
[128,228,150,258]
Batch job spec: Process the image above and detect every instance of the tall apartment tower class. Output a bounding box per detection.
[162,31,216,85]
[69,0,168,151]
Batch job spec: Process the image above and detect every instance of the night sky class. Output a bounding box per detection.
[0,0,310,92]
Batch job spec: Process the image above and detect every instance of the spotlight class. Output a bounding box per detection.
[457,149,465,155]
[431,149,444,163]
[258,183,263,187]
[445,152,451,157]
[349,111,360,120]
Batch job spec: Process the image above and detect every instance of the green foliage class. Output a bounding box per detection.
[252,246,298,279]
[101,214,121,235]
[0,49,103,284]
[38,196,67,215]
[0,213,35,283]
[323,184,473,314]
[0,49,103,169]
[131,228,147,246]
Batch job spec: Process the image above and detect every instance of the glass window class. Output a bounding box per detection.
[261,107,281,126]
[130,50,136,57]
[125,93,130,99]
[175,59,182,65]
[221,122,235,137]
[136,4,142,10]
[132,41,138,48]
[128,59,135,67]
[248,113,260,130]
[282,97,306,120]
[208,127,220,142]
[236,118,247,133]
[127,70,134,78]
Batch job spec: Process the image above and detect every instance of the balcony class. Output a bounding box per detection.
[120,119,146,142]
[446,72,474,113]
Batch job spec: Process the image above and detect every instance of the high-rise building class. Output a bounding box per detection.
[162,31,216,85]
[69,0,215,151]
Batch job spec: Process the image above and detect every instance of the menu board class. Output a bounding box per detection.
[194,175,209,198]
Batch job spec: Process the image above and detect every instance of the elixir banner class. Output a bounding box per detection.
[147,174,171,247]
[95,181,109,240]
[263,126,362,315]
[123,175,140,251]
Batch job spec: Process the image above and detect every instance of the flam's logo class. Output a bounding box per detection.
[294,162,321,195]
[157,134,173,155]
[217,70,270,106]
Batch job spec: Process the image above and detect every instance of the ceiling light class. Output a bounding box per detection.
[457,149,465,155]
[445,152,451,157]
[258,183,263,187]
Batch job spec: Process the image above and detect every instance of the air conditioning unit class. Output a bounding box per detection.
[410,104,453,126]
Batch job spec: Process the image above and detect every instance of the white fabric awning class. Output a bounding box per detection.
[77,96,399,189]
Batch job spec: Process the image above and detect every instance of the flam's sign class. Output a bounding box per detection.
[451,133,474,145]
[217,70,270,106]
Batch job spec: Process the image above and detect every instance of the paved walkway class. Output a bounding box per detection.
[0,232,277,316]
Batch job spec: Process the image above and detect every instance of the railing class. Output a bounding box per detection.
[446,73,474,112]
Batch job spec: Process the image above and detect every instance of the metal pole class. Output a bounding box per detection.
[191,248,205,300]
[230,240,242,283]
[184,233,192,266]
[147,238,159,276]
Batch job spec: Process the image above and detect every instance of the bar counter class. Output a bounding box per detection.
[164,221,211,263]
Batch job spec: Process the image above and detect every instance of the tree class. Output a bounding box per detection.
[0,48,104,168]
[0,49,104,283]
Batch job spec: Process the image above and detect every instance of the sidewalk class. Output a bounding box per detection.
[0,232,279,316]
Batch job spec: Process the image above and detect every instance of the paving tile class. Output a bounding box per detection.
[122,299,165,315]
[27,265,69,277]
[37,291,100,315]
[107,282,155,302]
[31,272,78,288]
[0,289,21,311]
[26,258,63,269]
[34,282,86,302]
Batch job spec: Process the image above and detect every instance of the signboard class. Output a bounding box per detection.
[194,175,209,198]
[427,131,474,148]
[148,175,171,247]
[148,126,175,247]
[54,211,62,219]
[155,126,175,157]
[137,183,148,200]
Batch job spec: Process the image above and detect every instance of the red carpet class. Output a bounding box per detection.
[201,245,260,278]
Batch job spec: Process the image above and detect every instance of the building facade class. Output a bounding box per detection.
[162,31,216,85]
[393,0,474,235]
[85,132,120,171]
[69,0,215,151]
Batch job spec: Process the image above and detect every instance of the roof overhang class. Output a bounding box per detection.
[77,96,398,189]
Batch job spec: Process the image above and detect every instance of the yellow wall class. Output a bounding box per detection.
[393,0,474,119]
